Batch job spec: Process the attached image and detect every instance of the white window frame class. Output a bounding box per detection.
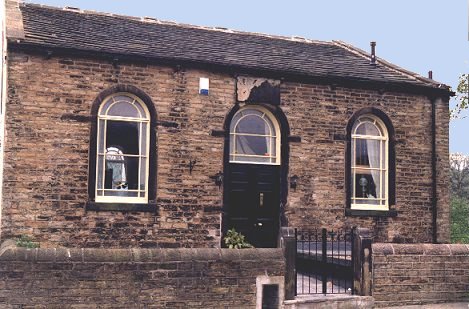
[229,106,281,165]
[95,93,150,204]
[351,115,389,211]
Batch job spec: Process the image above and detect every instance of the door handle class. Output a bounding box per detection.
[253,222,263,227]
[259,192,264,207]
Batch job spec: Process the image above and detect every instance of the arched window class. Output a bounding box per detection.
[351,115,388,210]
[95,93,150,203]
[229,106,280,165]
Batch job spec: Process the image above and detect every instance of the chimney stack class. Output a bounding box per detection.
[428,71,433,79]
[370,41,377,65]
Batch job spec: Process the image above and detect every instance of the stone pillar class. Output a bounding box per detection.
[352,227,373,296]
[280,227,296,300]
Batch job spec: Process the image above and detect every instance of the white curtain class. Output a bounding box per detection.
[237,135,256,155]
[365,126,380,199]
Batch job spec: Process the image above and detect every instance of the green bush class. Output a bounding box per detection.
[16,235,40,248]
[223,228,254,249]
[451,197,469,243]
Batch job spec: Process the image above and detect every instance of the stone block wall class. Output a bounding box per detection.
[1,48,450,247]
[0,242,284,308]
[373,243,469,307]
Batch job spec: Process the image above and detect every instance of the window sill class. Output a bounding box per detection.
[86,201,157,213]
[345,208,397,217]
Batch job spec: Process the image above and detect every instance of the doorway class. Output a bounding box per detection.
[223,105,283,248]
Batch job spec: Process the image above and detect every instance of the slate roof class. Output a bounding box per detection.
[10,3,449,92]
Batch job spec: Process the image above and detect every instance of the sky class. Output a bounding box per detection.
[24,0,469,154]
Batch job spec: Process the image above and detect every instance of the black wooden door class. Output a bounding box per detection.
[226,163,280,248]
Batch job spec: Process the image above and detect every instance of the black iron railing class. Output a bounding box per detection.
[295,228,354,295]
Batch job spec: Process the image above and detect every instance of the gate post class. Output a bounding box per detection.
[280,227,296,300]
[352,227,373,296]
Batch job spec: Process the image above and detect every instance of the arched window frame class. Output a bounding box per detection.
[351,115,388,210]
[346,108,396,214]
[87,85,157,211]
[95,92,150,204]
[228,106,281,165]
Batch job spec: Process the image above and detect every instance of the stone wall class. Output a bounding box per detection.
[373,243,469,307]
[0,241,284,308]
[2,49,450,247]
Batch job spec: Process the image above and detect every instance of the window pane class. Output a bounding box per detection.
[140,123,148,155]
[106,121,139,155]
[372,171,381,199]
[236,115,270,135]
[232,155,270,163]
[107,101,140,118]
[367,139,380,169]
[124,157,139,190]
[381,172,386,199]
[270,137,276,158]
[230,109,263,130]
[354,173,378,199]
[139,157,147,192]
[97,154,104,190]
[353,199,380,205]
[134,101,148,120]
[99,98,113,116]
[354,138,380,168]
[235,135,268,156]
[229,134,235,156]
[98,119,105,154]
[355,122,380,136]
[355,139,369,166]
[381,141,386,169]
[104,190,139,198]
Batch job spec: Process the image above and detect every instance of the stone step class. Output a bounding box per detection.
[283,294,374,309]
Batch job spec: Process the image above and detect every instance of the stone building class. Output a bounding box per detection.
[0,0,452,248]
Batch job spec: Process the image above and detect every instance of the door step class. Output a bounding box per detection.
[283,295,374,309]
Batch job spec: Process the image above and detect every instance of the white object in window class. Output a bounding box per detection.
[95,93,150,204]
[229,106,280,165]
[351,115,388,210]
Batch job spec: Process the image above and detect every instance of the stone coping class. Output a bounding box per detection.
[0,240,283,263]
[373,243,469,256]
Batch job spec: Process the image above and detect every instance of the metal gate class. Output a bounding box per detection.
[295,228,354,295]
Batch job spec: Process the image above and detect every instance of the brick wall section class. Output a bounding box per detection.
[372,243,469,307]
[0,242,284,308]
[283,83,446,243]
[4,52,231,248]
[435,97,451,243]
[2,50,450,247]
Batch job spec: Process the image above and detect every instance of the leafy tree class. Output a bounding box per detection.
[451,73,468,119]
[450,153,469,243]
[450,153,469,198]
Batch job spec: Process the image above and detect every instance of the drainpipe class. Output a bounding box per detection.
[431,96,437,244]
